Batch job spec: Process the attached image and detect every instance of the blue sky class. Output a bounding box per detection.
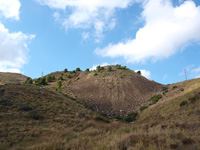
[0,0,200,84]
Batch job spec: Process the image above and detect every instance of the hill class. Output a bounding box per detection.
[0,68,200,149]
[0,72,27,85]
[47,65,163,117]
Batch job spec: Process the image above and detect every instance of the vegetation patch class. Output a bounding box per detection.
[139,105,148,111]
[66,133,78,142]
[28,110,43,120]
[150,94,162,104]
[116,64,127,70]
[180,101,188,107]
[94,116,110,123]
[124,112,138,123]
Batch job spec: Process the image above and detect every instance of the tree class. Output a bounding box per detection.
[24,77,33,84]
[64,68,68,73]
[137,70,141,75]
[76,68,81,71]
[85,68,90,72]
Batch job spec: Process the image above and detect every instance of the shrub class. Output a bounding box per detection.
[162,86,168,94]
[124,112,138,123]
[180,101,188,107]
[28,111,43,120]
[96,66,104,72]
[173,86,178,89]
[24,77,33,84]
[180,88,184,91]
[94,72,97,76]
[85,68,90,72]
[137,71,141,75]
[188,96,197,103]
[99,112,107,117]
[94,116,110,123]
[66,74,71,78]
[64,68,68,73]
[114,115,123,121]
[46,75,55,82]
[116,64,127,70]
[57,80,62,89]
[150,94,162,104]
[57,75,63,81]
[107,66,112,72]
[139,105,148,111]
[35,77,47,86]
[76,68,81,71]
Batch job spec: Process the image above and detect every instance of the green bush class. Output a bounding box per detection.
[64,68,68,73]
[150,94,162,104]
[107,66,112,72]
[94,116,110,123]
[124,112,138,123]
[46,75,55,82]
[24,77,33,84]
[137,71,141,75]
[188,96,198,103]
[173,86,178,89]
[85,68,90,72]
[114,115,123,121]
[34,77,47,86]
[57,75,63,81]
[94,72,97,76]
[96,66,104,72]
[76,68,81,71]
[180,101,188,107]
[99,112,107,117]
[57,80,62,89]
[139,105,148,111]
[66,74,71,78]
[116,64,127,70]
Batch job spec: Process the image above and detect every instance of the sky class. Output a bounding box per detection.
[0,0,200,84]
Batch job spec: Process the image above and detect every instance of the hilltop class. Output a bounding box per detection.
[0,72,27,85]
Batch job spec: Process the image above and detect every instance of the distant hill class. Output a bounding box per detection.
[0,72,27,85]
[47,65,163,117]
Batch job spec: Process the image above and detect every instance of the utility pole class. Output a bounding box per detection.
[41,72,43,77]
[184,69,187,80]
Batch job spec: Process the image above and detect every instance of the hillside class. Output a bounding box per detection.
[0,68,200,149]
[47,65,163,117]
[0,72,27,85]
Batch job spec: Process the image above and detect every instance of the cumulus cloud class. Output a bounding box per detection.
[136,69,151,79]
[35,0,133,41]
[0,0,35,73]
[0,23,35,73]
[90,62,110,71]
[95,0,200,63]
[0,0,20,20]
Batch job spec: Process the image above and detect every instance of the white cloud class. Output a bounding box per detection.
[90,62,110,71]
[82,32,90,40]
[136,69,151,79]
[191,66,200,78]
[95,0,200,63]
[0,0,20,20]
[35,0,133,40]
[0,65,20,73]
[0,23,35,72]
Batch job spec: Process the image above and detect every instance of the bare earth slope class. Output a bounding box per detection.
[51,66,163,116]
[0,72,27,85]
